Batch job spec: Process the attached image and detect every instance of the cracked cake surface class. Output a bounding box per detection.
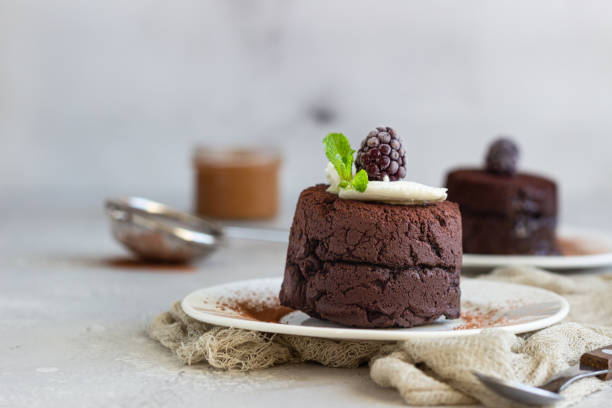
[279,184,462,328]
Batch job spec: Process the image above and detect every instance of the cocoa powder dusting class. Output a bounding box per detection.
[454,309,510,330]
[557,237,605,256]
[454,301,514,330]
[231,301,294,323]
[103,256,195,272]
[217,295,294,323]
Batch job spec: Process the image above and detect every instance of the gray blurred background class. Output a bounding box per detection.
[2,0,612,228]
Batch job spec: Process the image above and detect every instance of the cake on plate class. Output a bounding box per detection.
[445,138,559,255]
[279,127,462,328]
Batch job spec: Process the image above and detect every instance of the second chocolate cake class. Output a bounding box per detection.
[445,138,559,255]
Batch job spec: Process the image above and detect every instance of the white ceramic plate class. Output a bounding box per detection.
[181,277,569,341]
[463,227,612,270]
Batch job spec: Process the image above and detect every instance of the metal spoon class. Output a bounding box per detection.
[475,345,612,405]
[105,197,288,263]
[474,368,612,405]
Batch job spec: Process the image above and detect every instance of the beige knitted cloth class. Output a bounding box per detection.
[149,266,612,407]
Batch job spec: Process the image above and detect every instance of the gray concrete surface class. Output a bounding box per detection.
[1,211,611,407]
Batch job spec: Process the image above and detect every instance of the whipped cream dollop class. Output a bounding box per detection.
[325,162,447,204]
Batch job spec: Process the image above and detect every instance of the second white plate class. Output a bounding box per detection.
[463,227,612,270]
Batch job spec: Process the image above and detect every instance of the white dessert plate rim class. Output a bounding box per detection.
[181,277,569,341]
[462,226,612,270]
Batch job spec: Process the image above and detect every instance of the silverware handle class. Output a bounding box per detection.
[541,369,612,393]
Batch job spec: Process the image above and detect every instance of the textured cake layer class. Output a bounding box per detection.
[461,211,559,255]
[285,185,462,270]
[280,261,460,328]
[446,168,557,217]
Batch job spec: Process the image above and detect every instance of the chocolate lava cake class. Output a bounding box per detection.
[280,128,462,328]
[445,138,559,255]
[279,185,462,328]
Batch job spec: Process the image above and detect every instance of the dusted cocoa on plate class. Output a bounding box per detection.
[279,128,462,328]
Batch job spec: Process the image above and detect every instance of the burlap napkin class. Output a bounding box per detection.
[149,266,612,407]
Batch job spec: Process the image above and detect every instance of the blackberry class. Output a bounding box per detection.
[485,137,519,176]
[356,126,406,181]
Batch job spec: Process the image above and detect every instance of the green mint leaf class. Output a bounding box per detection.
[351,169,369,192]
[323,132,368,192]
[323,133,354,182]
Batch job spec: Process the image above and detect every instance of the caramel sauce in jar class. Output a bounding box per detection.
[193,148,281,219]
